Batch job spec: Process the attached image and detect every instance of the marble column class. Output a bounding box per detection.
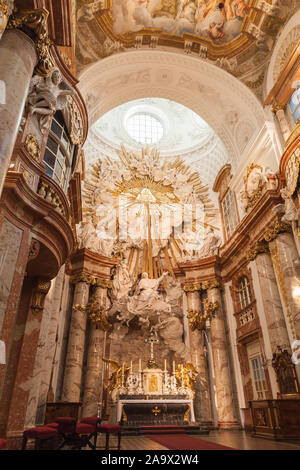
[81,286,108,417]
[274,107,291,142]
[186,290,212,425]
[269,231,300,342]
[24,266,66,427]
[191,328,212,425]
[208,287,239,429]
[0,29,37,196]
[61,280,90,402]
[255,252,290,353]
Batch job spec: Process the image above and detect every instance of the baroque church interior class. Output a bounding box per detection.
[1,0,300,452]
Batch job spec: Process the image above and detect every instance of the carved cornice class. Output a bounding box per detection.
[30,278,51,315]
[7,8,54,77]
[263,218,292,243]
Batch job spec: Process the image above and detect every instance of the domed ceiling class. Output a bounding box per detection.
[75,0,296,101]
[84,97,228,191]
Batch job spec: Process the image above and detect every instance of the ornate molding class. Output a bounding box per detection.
[269,245,296,340]
[24,134,40,162]
[263,218,292,243]
[187,299,219,331]
[7,8,54,77]
[30,278,51,315]
[86,295,112,331]
[72,304,86,312]
[247,240,269,262]
[284,144,300,197]
[0,1,8,38]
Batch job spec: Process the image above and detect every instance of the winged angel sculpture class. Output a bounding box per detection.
[27,68,74,133]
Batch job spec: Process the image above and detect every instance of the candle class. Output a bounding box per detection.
[164,359,167,371]
[130,360,133,372]
[139,358,141,371]
[173,360,175,372]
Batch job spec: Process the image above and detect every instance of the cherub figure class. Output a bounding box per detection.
[27,68,74,132]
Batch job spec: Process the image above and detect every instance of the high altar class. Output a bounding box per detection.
[81,146,221,427]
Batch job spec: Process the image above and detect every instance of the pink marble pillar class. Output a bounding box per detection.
[186,290,212,425]
[269,231,300,342]
[82,286,108,417]
[61,280,90,402]
[208,287,239,429]
[255,252,290,352]
[0,29,37,196]
[2,278,51,447]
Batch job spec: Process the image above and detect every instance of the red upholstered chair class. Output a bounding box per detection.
[0,439,7,450]
[55,417,96,450]
[22,425,59,450]
[80,417,122,450]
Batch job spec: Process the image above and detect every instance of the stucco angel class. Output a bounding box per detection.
[27,68,74,132]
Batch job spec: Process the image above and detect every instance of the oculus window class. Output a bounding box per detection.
[126,113,164,144]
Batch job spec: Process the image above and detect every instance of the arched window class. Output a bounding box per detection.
[288,86,300,124]
[221,189,239,239]
[238,276,252,309]
[43,111,75,191]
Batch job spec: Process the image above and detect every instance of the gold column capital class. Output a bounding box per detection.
[184,279,222,292]
[263,218,292,243]
[7,8,54,77]
[247,240,270,262]
[183,282,202,292]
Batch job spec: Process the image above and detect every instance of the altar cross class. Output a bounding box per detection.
[145,334,159,361]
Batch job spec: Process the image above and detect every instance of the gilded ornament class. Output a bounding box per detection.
[246,240,269,261]
[175,363,197,396]
[70,273,94,284]
[284,146,300,197]
[269,245,296,340]
[183,282,202,292]
[7,8,54,77]
[86,293,111,330]
[0,1,8,38]
[187,299,219,331]
[72,304,87,312]
[263,219,292,243]
[25,134,40,162]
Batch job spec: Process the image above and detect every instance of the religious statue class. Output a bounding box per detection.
[197,226,221,258]
[27,68,74,132]
[111,259,133,301]
[240,164,277,212]
[77,0,104,22]
[280,187,298,224]
[103,358,130,402]
[175,363,198,398]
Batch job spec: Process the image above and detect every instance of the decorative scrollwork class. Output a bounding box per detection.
[246,240,269,262]
[263,218,292,243]
[86,294,112,331]
[25,134,40,162]
[7,8,54,77]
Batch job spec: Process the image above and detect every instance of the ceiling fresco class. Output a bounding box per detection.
[75,0,297,101]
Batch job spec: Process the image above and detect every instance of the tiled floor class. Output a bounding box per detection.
[102,431,300,451]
